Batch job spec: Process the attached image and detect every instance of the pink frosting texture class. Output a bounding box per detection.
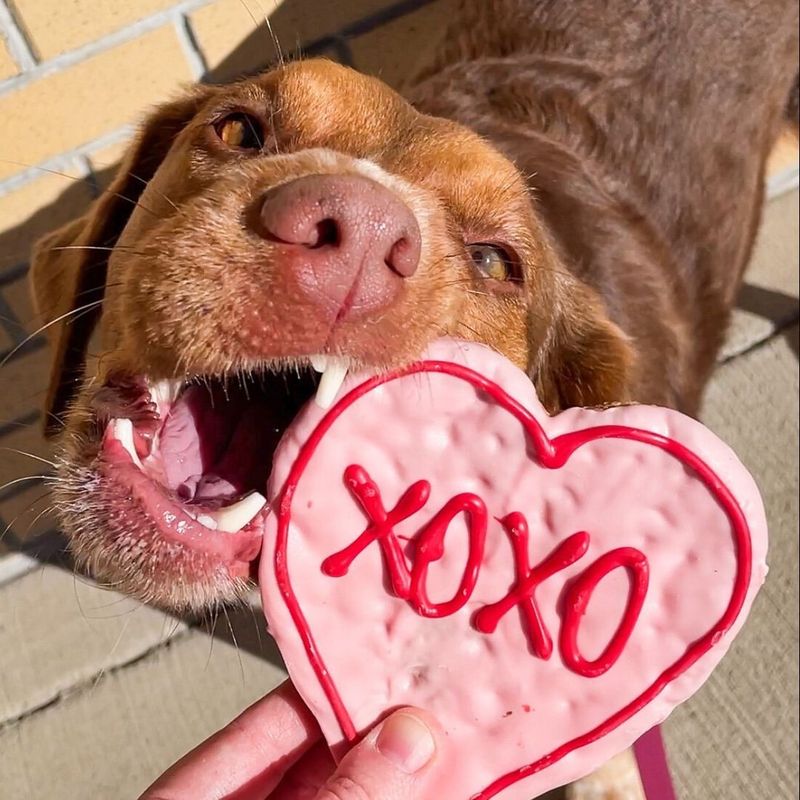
[260,339,768,799]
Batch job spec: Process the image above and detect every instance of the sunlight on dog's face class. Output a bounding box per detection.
[109,60,542,379]
[29,59,596,613]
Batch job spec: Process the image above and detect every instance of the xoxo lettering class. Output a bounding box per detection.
[322,465,650,678]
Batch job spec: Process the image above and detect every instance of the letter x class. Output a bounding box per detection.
[321,464,430,600]
[474,513,590,660]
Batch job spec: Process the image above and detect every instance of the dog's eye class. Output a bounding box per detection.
[468,243,517,282]
[214,113,265,150]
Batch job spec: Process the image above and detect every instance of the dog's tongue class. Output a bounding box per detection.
[260,338,767,800]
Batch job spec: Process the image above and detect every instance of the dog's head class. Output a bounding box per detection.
[30,59,634,612]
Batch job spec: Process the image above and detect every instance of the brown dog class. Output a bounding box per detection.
[32,0,798,610]
[28,0,797,792]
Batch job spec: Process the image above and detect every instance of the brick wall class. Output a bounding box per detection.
[0,0,450,574]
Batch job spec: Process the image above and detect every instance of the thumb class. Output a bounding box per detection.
[314,709,441,800]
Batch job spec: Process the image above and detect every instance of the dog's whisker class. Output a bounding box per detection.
[222,605,247,686]
[245,600,265,650]
[258,0,286,66]
[25,491,55,536]
[264,13,286,67]
[0,475,52,494]
[90,609,138,691]
[21,281,125,330]
[20,277,123,327]
[0,492,52,545]
[71,571,92,623]
[203,605,220,670]
[122,171,180,212]
[0,159,162,219]
[45,410,67,431]
[49,245,141,254]
[236,0,285,66]
[22,499,57,537]
[0,299,104,370]
[457,317,513,339]
[268,104,283,155]
[0,447,56,467]
[455,320,482,338]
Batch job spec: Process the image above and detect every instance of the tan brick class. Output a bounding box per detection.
[10,0,178,60]
[188,0,264,80]
[0,25,193,181]
[349,0,454,89]
[0,35,19,80]
[0,170,92,270]
[190,0,391,82]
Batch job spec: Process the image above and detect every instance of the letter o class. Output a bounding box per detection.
[560,547,649,678]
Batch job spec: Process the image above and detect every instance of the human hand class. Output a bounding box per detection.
[139,680,442,800]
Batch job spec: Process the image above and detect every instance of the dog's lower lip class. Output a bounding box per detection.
[99,417,267,570]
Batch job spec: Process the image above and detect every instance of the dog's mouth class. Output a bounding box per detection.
[88,357,353,581]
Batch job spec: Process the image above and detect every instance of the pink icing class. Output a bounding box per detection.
[260,339,768,800]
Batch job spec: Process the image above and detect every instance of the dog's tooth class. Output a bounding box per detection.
[309,354,328,373]
[211,492,267,533]
[196,513,218,530]
[314,357,350,409]
[111,418,144,468]
[148,382,163,406]
[149,379,182,410]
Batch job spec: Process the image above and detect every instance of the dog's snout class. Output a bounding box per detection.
[259,174,421,319]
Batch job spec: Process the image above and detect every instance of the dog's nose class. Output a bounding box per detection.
[259,174,421,319]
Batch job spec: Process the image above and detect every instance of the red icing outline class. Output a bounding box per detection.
[560,547,650,678]
[272,360,752,800]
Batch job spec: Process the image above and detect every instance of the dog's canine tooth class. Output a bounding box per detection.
[211,492,267,533]
[148,378,183,411]
[313,357,350,409]
[309,354,328,373]
[111,418,144,468]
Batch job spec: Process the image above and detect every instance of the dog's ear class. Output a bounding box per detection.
[532,280,637,410]
[30,86,216,436]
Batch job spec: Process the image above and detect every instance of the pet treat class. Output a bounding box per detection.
[260,338,767,800]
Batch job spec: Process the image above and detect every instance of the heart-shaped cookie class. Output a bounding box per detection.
[260,339,767,799]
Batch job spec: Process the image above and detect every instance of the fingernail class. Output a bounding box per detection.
[376,712,436,774]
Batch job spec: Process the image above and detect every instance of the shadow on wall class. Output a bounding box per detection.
[206,0,438,82]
